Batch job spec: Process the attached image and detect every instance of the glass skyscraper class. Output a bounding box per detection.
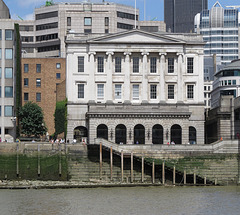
[195,2,240,64]
[164,0,208,33]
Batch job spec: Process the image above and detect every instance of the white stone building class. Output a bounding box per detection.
[66,29,205,145]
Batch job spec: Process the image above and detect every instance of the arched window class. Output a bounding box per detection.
[189,126,197,144]
[97,124,108,140]
[115,124,127,144]
[152,124,163,144]
[134,124,145,144]
[171,124,182,144]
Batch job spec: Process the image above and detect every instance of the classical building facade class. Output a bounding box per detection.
[66,29,205,145]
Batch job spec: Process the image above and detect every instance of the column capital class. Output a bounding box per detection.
[124,52,132,56]
[106,51,114,56]
[88,52,96,56]
[141,52,149,56]
[176,52,184,56]
[159,53,167,56]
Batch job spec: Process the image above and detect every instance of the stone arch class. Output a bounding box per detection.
[74,126,88,143]
[115,124,127,144]
[189,126,197,144]
[152,124,163,144]
[171,124,182,144]
[97,124,108,140]
[134,124,145,144]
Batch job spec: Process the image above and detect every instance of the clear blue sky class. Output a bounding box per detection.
[3,0,240,21]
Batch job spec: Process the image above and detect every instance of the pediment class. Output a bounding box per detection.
[88,30,185,44]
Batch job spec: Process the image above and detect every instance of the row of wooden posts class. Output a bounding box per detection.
[99,143,215,185]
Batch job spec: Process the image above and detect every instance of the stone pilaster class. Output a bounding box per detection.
[141,52,149,101]
[124,52,131,101]
[177,53,184,102]
[106,51,114,100]
[88,52,96,100]
[159,53,167,102]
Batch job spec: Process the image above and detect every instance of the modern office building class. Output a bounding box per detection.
[0,1,18,142]
[65,29,205,145]
[164,0,207,33]
[194,1,240,65]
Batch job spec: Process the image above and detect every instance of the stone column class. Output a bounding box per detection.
[106,52,114,101]
[141,52,149,101]
[177,53,184,102]
[88,52,96,100]
[124,52,131,101]
[159,53,167,102]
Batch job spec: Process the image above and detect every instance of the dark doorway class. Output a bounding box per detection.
[171,124,182,144]
[97,124,108,140]
[152,124,163,144]
[189,126,197,144]
[134,124,145,144]
[74,126,88,142]
[115,124,127,144]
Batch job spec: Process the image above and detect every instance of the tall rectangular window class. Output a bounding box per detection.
[0,68,1,79]
[24,78,29,87]
[5,49,13,59]
[97,84,104,100]
[0,48,1,59]
[5,68,13,79]
[168,85,174,99]
[0,30,2,40]
[67,17,71,26]
[150,57,157,73]
[5,30,13,40]
[24,64,29,73]
[56,73,61,79]
[36,93,41,102]
[105,17,109,26]
[187,85,194,99]
[4,106,13,117]
[97,57,104,73]
[187,57,194,73]
[36,64,41,73]
[115,84,122,100]
[133,84,139,100]
[168,58,174,73]
[24,93,29,101]
[78,56,84,73]
[84,17,92,26]
[78,84,84,99]
[36,78,41,87]
[150,85,157,99]
[133,57,139,73]
[5,86,13,97]
[115,57,121,73]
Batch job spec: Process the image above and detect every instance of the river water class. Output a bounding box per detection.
[0,186,240,215]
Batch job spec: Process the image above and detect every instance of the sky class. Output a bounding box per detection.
[3,0,240,21]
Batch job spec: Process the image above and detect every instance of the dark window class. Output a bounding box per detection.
[150,57,157,73]
[115,57,121,73]
[5,86,13,97]
[78,56,84,73]
[133,57,139,73]
[0,30,1,40]
[36,11,58,20]
[187,58,194,73]
[98,57,104,73]
[21,36,33,42]
[105,17,109,26]
[36,22,58,31]
[36,33,58,42]
[117,22,133,30]
[187,85,194,99]
[24,78,29,87]
[168,58,174,73]
[78,84,84,99]
[36,93,41,102]
[56,73,61,79]
[36,78,41,87]
[5,30,13,40]
[168,85,174,99]
[24,64,29,73]
[38,45,60,53]
[67,17,71,27]
[19,25,34,31]
[105,29,109,33]
[150,85,157,99]
[140,26,158,32]
[36,64,41,73]
[24,93,29,101]
[117,11,138,20]
[84,29,92,34]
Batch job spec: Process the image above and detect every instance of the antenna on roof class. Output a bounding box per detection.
[135,0,137,29]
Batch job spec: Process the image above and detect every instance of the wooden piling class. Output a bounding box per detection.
[184,169,186,185]
[162,161,165,185]
[59,144,62,176]
[152,160,155,184]
[141,156,144,183]
[121,150,124,182]
[194,168,196,185]
[100,143,102,179]
[204,176,207,185]
[16,144,19,176]
[173,165,176,185]
[38,144,41,176]
[110,147,113,181]
[131,152,133,183]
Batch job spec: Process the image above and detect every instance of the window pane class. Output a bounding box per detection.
[78,84,84,98]
[187,85,194,99]
[67,17,71,26]
[24,78,29,87]
[5,87,13,97]
[105,17,109,26]
[98,57,104,73]
[168,58,174,73]
[5,68,13,79]
[133,57,139,73]
[36,93,41,102]
[5,49,13,59]
[5,30,13,40]
[150,85,157,99]
[115,84,122,99]
[187,58,194,73]
[36,78,41,87]
[56,73,61,79]
[4,106,13,117]
[115,57,121,73]
[56,63,61,69]
[78,56,84,72]
[97,84,104,99]
[150,57,157,73]
[24,64,29,73]
[84,17,92,26]
[0,48,1,59]
[133,84,139,100]
[0,30,2,40]
[24,93,29,101]
[36,64,41,73]
[168,85,174,99]
[0,68,2,79]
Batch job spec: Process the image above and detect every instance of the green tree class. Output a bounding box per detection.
[18,102,47,137]
[54,99,67,137]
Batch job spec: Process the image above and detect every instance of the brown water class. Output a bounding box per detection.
[0,186,240,215]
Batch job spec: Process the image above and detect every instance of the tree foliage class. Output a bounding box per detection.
[18,102,47,137]
[54,99,67,137]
